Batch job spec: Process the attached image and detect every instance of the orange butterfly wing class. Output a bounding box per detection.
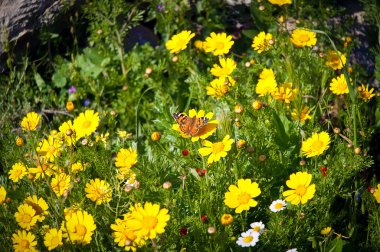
[173,113,209,136]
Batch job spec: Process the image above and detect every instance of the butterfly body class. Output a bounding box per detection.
[173,113,209,136]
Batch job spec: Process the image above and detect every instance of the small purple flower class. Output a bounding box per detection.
[68,85,77,94]
[157,3,164,12]
[83,99,90,106]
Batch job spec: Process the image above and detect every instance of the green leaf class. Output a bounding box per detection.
[327,237,347,252]
[271,109,290,148]
[34,72,46,91]
[52,69,67,88]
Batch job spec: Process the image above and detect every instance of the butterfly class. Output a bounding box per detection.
[173,113,209,136]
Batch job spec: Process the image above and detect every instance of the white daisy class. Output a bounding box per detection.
[236,230,259,247]
[250,221,265,234]
[286,249,298,252]
[270,199,287,212]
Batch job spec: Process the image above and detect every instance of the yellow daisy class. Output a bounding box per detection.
[111,217,145,251]
[252,32,273,53]
[64,210,96,244]
[358,84,375,102]
[291,106,312,123]
[24,195,49,222]
[127,202,170,240]
[204,32,234,56]
[71,162,85,173]
[36,135,63,162]
[272,82,297,104]
[85,178,112,205]
[321,227,332,236]
[224,178,261,213]
[165,30,195,54]
[256,68,277,96]
[290,28,317,47]
[206,77,230,99]
[115,147,138,169]
[28,156,55,180]
[44,228,63,251]
[20,112,41,131]
[51,173,71,197]
[12,230,38,252]
[73,110,100,140]
[15,203,39,230]
[282,171,316,205]
[325,50,346,70]
[8,162,27,183]
[330,74,349,95]
[172,109,219,142]
[210,58,236,77]
[0,186,6,204]
[58,120,75,146]
[198,135,234,164]
[373,184,380,203]
[268,0,292,5]
[301,131,330,158]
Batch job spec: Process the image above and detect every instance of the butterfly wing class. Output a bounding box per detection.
[173,113,209,136]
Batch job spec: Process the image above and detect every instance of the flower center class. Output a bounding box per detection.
[51,236,60,246]
[212,142,225,153]
[311,140,324,151]
[295,185,307,196]
[83,120,92,129]
[243,235,253,243]
[275,203,283,209]
[253,226,261,232]
[299,34,310,42]
[237,192,251,204]
[20,239,30,249]
[22,213,32,223]
[15,169,23,177]
[48,145,56,154]
[142,216,158,230]
[215,41,225,50]
[76,224,87,236]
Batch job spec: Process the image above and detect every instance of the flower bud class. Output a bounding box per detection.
[299,160,306,166]
[66,129,73,136]
[66,101,74,112]
[259,154,266,161]
[207,226,216,234]
[236,139,246,149]
[145,67,153,75]
[234,104,244,114]
[354,147,361,155]
[16,137,23,146]
[333,127,341,134]
[172,56,179,62]
[151,131,161,141]
[252,100,263,110]
[81,138,88,146]
[163,181,172,189]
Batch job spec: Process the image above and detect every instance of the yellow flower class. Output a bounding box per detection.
[358,84,375,102]
[194,40,204,50]
[321,227,332,236]
[28,156,55,180]
[272,82,297,104]
[95,132,110,146]
[73,110,100,140]
[301,131,330,158]
[329,74,349,95]
[373,184,380,203]
[64,210,96,244]
[290,28,317,47]
[44,228,63,251]
[12,230,38,252]
[165,30,195,54]
[15,204,39,230]
[207,77,230,99]
[220,214,233,226]
[127,202,170,240]
[291,106,312,123]
[151,131,161,141]
[16,137,23,146]
[111,216,145,251]
[0,186,6,204]
[20,112,41,131]
[325,50,346,70]
[8,162,27,183]
[204,32,234,56]
[210,58,236,77]
[256,68,277,96]
[51,173,71,197]
[85,178,112,205]
[282,171,316,205]
[66,101,74,111]
[24,195,49,222]
[268,0,292,5]
[198,135,234,164]
[117,167,136,181]
[172,109,219,142]
[252,32,273,53]
[36,135,63,162]
[224,179,261,213]
[58,120,75,146]
[115,147,137,169]
[71,162,85,173]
